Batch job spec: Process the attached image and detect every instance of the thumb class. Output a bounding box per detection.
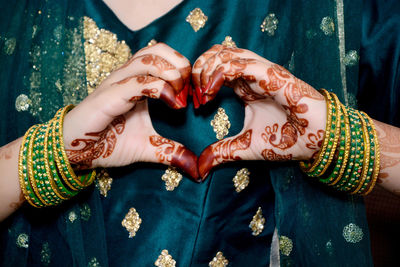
[198,129,254,180]
[142,135,200,182]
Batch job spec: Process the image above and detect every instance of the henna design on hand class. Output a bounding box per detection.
[0,143,13,160]
[262,123,298,150]
[9,191,25,211]
[198,130,252,178]
[141,54,175,71]
[66,116,126,169]
[261,149,292,161]
[149,135,199,179]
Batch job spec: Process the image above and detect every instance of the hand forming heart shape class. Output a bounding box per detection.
[63,43,327,183]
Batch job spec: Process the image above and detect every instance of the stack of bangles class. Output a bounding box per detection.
[300,89,380,195]
[18,105,96,207]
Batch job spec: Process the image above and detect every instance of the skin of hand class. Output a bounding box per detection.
[63,42,199,180]
[192,44,327,180]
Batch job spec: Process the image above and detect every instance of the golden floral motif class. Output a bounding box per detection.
[344,50,359,66]
[186,8,208,32]
[155,249,176,267]
[260,14,278,36]
[211,107,231,140]
[16,233,29,248]
[222,36,236,48]
[96,169,113,197]
[161,167,183,191]
[15,94,32,112]
[320,16,335,36]
[233,168,250,192]
[88,257,101,267]
[279,235,293,256]
[68,211,77,223]
[249,207,265,236]
[40,242,51,266]
[122,207,142,238]
[342,223,363,243]
[80,203,91,221]
[83,17,131,94]
[3,37,16,55]
[209,252,229,267]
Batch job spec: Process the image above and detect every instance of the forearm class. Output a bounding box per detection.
[0,138,24,221]
[373,120,400,195]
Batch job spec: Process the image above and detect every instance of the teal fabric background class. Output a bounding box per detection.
[1,0,398,266]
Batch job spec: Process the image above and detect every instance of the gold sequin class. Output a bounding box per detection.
[279,235,293,256]
[3,37,16,55]
[83,17,131,94]
[122,207,142,238]
[344,50,359,66]
[15,94,32,112]
[233,168,250,192]
[260,14,278,36]
[249,207,265,236]
[186,8,208,32]
[211,107,231,140]
[162,167,183,191]
[342,223,363,243]
[320,16,335,36]
[16,233,29,248]
[209,252,229,267]
[147,39,158,47]
[222,36,236,48]
[40,242,51,266]
[155,250,176,267]
[68,211,77,223]
[96,169,113,197]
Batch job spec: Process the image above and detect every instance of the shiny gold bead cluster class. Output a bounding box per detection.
[18,105,96,207]
[300,89,380,195]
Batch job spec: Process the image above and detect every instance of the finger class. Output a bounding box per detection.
[143,134,200,182]
[192,44,224,90]
[111,75,186,110]
[197,129,256,180]
[110,54,184,93]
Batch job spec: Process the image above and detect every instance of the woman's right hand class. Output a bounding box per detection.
[62,43,199,180]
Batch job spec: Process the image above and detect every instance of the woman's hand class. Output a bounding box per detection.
[63,43,199,180]
[192,45,327,179]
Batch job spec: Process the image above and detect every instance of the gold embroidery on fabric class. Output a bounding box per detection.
[155,250,176,267]
[40,242,51,266]
[233,168,250,192]
[122,207,142,238]
[222,36,236,48]
[15,94,32,112]
[342,223,363,243]
[344,50,359,66]
[83,17,131,94]
[88,257,101,267]
[335,0,349,105]
[96,169,113,197]
[249,207,265,236]
[209,252,229,267]
[16,233,29,248]
[279,235,293,256]
[260,14,278,36]
[320,17,335,36]
[186,8,208,32]
[162,167,183,191]
[68,211,77,223]
[211,107,231,140]
[3,37,16,55]
[147,39,158,47]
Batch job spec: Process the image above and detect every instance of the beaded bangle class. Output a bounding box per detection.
[44,120,77,201]
[342,108,364,192]
[350,110,371,194]
[362,114,380,195]
[328,103,351,186]
[300,89,341,177]
[27,126,47,207]
[31,123,58,206]
[18,125,42,207]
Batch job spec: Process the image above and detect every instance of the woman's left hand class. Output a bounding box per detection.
[192,45,328,179]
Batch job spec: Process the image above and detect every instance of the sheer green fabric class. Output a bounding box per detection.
[2,0,396,266]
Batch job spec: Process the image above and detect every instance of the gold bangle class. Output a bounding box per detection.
[362,116,380,195]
